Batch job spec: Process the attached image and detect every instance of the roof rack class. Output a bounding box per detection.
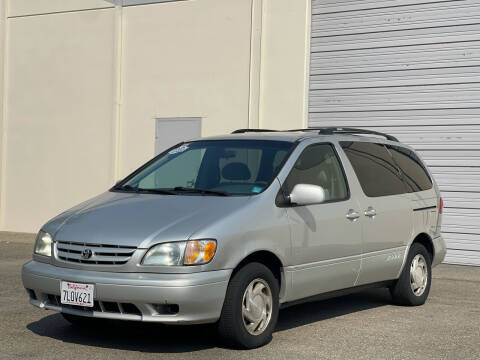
[232,129,278,134]
[231,127,398,142]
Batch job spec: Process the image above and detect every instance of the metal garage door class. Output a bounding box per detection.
[309,0,480,266]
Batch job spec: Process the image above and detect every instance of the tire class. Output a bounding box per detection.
[217,262,280,349]
[390,243,432,306]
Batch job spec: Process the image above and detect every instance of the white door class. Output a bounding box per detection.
[309,0,480,266]
[155,117,202,155]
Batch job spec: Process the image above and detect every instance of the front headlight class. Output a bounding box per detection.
[34,231,52,257]
[142,240,217,266]
[142,242,187,266]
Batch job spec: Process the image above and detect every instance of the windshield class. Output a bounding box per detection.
[115,140,294,196]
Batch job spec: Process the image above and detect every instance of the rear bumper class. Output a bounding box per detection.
[432,235,447,267]
[22,260,231,324]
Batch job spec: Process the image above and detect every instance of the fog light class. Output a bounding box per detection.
[153,303,179,315]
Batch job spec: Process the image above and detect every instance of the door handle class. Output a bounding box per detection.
[346,209,360,221]
[364,207,377,218]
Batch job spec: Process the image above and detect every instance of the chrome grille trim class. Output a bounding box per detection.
[55,241,137,265]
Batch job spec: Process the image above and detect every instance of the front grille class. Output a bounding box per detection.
[48,294,142,316]
[56,241,137,265]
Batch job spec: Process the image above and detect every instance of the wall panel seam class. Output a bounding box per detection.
[302,0,312,128]
[248,0,263,129]
[7,6,114,19]
[112,5,124,181]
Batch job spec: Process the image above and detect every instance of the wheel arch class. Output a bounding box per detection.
[230,250,286,300]
[398,232,435,277]
[411,232,435,261]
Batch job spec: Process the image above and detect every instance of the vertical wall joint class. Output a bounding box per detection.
[112,3,124,181]
[248,0,263,130]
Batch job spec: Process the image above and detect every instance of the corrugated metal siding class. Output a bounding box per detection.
[309,0,480,266]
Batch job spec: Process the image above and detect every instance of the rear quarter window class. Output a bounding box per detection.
[387,145,433,192]
[340,141,406,197]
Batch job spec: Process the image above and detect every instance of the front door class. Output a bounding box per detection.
[282,143,363,301]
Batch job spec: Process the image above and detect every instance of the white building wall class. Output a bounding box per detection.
[259,0,310,131]
[7,0,113,17]
[1,7,118,232]
[0,0,311,232]
[118,0,254,176]
[0,0,7,232]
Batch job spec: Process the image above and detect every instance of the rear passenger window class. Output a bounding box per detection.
[340,141,405,197]
[387,145,432,192]
[284,144,348,202]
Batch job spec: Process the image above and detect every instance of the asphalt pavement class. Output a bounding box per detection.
[1,231,479,360]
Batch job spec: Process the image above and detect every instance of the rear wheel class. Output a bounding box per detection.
[390,243,432,306]
[217,262,279,349]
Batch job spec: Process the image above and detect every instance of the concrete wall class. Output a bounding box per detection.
[259,0,310,130]
[0,0,311,233]
[118,0,253,176]
[2,7,118,232]
[0,0,8,232]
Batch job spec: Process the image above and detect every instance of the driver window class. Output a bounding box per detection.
[283,144,348,202]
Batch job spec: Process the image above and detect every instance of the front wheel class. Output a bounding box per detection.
[217,262,279,349]
[390,243,432,306]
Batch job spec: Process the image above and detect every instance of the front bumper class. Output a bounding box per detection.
[22,261,231,324]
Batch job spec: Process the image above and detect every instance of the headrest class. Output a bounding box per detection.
[222,162,251,181]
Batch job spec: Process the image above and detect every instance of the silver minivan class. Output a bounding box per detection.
[22,127,446,349]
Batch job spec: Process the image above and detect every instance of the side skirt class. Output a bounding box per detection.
[280,280,394,310]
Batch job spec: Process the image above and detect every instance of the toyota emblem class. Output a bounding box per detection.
[81,249,93,259]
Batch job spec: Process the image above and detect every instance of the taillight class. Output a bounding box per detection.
[439,197,443,214]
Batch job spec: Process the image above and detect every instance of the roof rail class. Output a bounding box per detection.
[231,129,278,134]
[304,127,398,142]
[231,127,398,142]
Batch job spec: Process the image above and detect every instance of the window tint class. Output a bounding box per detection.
[124,140,293,195]
[138,148,205,189]
[284,144,348,202]
[340,141,405,197]
[387,145,432,192]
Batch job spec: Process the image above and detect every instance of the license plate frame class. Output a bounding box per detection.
[60,281,94,308]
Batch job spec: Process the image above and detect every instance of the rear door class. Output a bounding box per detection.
[340,141,413,285]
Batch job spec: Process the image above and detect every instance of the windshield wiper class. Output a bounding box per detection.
[172,187,230,196]
[139,188,176,195]
[115,185,226,196]
[115,185,175,195]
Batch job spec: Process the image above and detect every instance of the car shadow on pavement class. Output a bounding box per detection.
[276,287,392,332]
[27,315,218,353]
[26,288,391,353]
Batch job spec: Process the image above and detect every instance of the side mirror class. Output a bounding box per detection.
[289,184,325,206]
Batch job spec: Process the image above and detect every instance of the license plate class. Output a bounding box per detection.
[60,281,94,307]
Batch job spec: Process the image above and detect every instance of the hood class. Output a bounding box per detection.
[46,191,251,248]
